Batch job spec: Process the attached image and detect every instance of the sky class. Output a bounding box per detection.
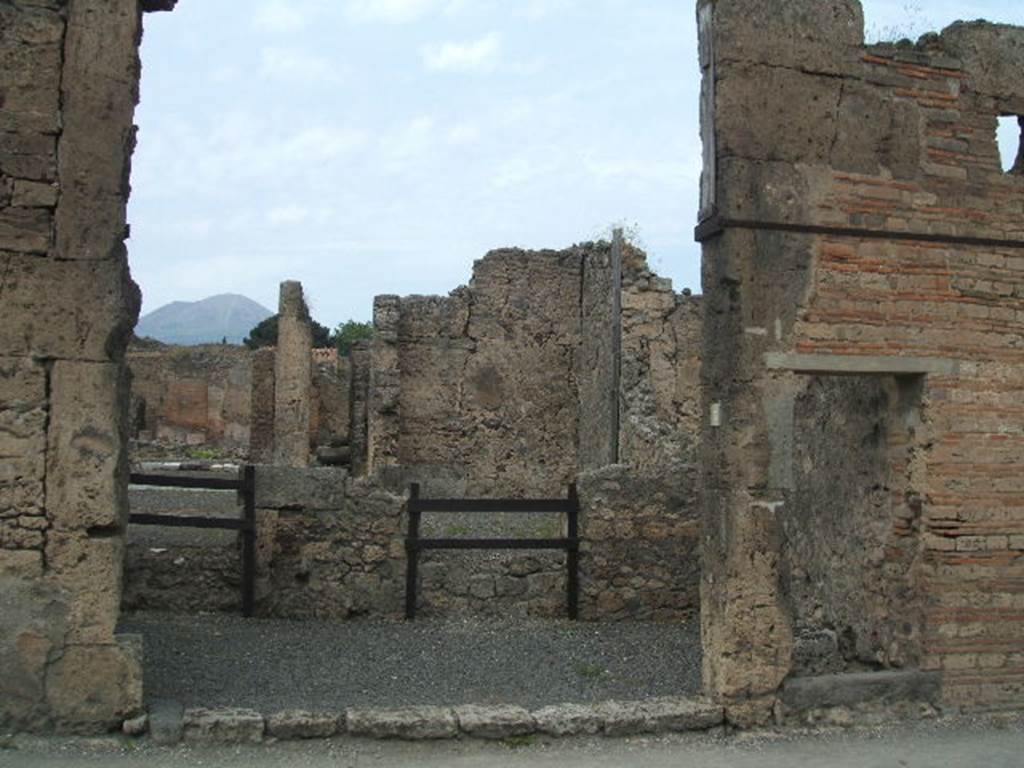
[128,0,1024,327]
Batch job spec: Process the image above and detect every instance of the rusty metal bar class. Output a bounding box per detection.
[694,214,1024,250]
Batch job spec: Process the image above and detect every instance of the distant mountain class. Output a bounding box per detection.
[135,294,273,345]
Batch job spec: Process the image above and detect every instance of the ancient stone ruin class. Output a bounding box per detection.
[1,0,1023,737]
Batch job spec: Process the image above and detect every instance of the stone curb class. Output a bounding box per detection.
[150,697,723,745]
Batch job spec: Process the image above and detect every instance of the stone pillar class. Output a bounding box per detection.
[348,340,371,476]
[366,296,401,473]
[696,0,865,724]
[0,0,173,732]
[273,281,312,468]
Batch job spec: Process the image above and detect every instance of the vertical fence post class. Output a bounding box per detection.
[405,483,421,620]
[567,483,580,620]
[241,464,256,618]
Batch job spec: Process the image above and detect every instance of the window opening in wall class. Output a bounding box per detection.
[997,115,1023,174]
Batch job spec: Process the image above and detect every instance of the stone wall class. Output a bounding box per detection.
[360,244,702,497]
[128,340,252,452]
[784,376,922,675]
[366,248,593,497]
[248,348,276,464]
[122,464,700,621]
[0,0,158,732]
[699,0,1024,717]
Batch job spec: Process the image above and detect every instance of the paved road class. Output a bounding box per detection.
[4,716,1023,768]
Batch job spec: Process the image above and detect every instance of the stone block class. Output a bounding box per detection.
[254,465,349,510]
[0,132,57,182]
[44,531,123,644]
[266,710,342,740]
[709,0,863,74]
[148,699,184,745]
[715,62,842,165]
[532,703,603,736]
[455,704,536,739]
[780,669,942,711]
[182,708,265,744]
[0,549,43,578]
[122,713,148,736]
[0,208,51,253]
[0,576,68,731]
[346,706,458,740]
[46,637,143,733]
[0,253,140,361]
[46,361,129,532]
[12,180,58,208]
[941,22,1024,110]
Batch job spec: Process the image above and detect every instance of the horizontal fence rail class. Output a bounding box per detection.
[128,465,256,617]
[404,483,580,620]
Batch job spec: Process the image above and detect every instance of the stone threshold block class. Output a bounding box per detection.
[134,697,724,744]
[780,669,943,712]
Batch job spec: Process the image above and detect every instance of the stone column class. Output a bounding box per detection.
[273,281,312,468]
[366,296,401,474]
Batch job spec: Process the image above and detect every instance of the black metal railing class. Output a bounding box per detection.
[128,465,256,617]
[404,483,580,620]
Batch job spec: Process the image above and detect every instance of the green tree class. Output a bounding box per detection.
[331,320,373,356]
[243,314,333,350]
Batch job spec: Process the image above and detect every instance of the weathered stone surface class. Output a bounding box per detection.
[254,465,349,510]
[940,22,1024,110]
[128,340,253,452]
[273,281,313,468]
[0,576,68,732]
[0,253,139,361]
[148,699,184,746]
[455,704,536,739]
[53,0,140,262]
[46,636,143,733]
[532,703,603,736]
[0,208,51,252]
[780,670,942,712]
[182,708,265,744]
[598,698,722,736]
[122,713,148,736]
[45,532,123,644]
[265,710,342,740]
[46,361,129,532]
[346,706,458,740]
[11,180,58,208]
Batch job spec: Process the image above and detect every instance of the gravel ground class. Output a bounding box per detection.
[118,612,702,711]
[127,486,240,547]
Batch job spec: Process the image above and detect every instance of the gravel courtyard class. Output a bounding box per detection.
[117,612,703,712]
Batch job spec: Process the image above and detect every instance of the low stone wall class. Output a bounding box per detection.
[122,466,700,621]
[579,465,701,621]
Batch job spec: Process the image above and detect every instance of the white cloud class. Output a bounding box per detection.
[520,0,573,21]
[491,153,560,189]
[254,1,308,31]
[268,205,310,226]
[448,121,481,145]
[380,116,436,168]
[284,127,368,160]
[346,0,440,23]
[422,33,500,73]
[260,47,335,81]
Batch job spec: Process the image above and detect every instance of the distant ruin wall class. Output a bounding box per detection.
[128,341,252,452]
